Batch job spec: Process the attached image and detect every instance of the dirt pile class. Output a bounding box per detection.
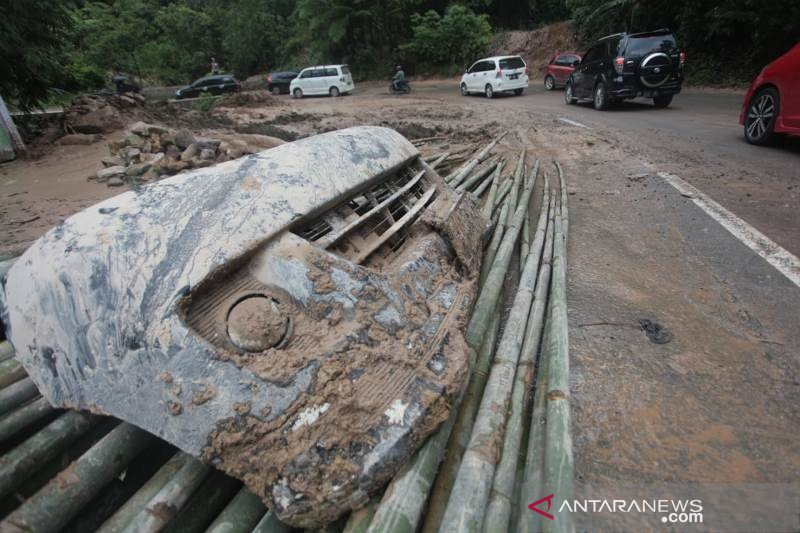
[490,21,580,77]
[215,90,284,108]
[91,121,284,187]
[65,93,146,134]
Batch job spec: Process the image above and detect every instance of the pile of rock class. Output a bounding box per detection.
[65,93,146,135]
[92,121,283,187]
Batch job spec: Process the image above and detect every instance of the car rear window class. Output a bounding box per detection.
[325,67,338,76]
[499,57,525,70]
[625,35,677,56]
[341,66,351,75]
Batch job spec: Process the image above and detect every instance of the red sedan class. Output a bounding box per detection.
[740,43,800,144]
[544,52,582,90]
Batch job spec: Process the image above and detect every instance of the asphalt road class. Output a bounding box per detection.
[397,80,800,256]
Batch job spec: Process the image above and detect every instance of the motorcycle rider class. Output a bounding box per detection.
[392,65,407,91]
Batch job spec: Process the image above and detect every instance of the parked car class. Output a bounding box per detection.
[544,53,582,90]
[175,75,241,99]
[460,55,529,98]
[740,43,800,145]
[290,65,355,98]
[565,29,685,110]
[267,71,298,95]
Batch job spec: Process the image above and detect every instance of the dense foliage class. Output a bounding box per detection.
[2,0,799,108]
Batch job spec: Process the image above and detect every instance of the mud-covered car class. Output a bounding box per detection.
[0,127,486,527]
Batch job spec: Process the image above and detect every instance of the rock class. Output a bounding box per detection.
[195,137,221,151]
[159,160,190,175]
[200,148,216,161]
[65,95,124,134]
[174,129,197,150]
[102,155,124,167]
[141,152,165,165]
[165,145,181,159]
[180,144,199,162]
[141,141,152,154]
[141,169,160,182]
[97,165,126,181]
[123,147,141,164]
[124,132,145,149]
[224,139,250,159]
[160,131,175,146]
[129,121,168,137]
[107,176,125,187]
[126,162,152,177]
[56,134,99,146]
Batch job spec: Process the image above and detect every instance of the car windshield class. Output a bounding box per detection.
[499,57,525,70]
[626,35,676,56]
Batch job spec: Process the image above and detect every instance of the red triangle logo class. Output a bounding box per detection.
[528,493,555,520]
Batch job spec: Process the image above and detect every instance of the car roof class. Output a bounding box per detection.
[629,28,674,38]
[300,65,347,70]
[473,55,525,62]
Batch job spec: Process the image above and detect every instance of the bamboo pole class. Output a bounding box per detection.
[446,132,507,186]
[466,161,538,350]
[343,499,378,533]
[0,410,97,499]
[0,340,13,362]
[456,159,499,192]
[162,470,240,533]
[1,423,153,532]
[252,511,292,533]
[0,396,55,444]
[0,376,38,416]
[123,458,211,533]
[98,452,191,533]
[506,148,526,227]
[520,162,541,260]
[475,161,502,201]
[479,190,511,285]
[419,304,502,533]
[484,187,555,532]
[0,358,26,389]
[438,173,546,533]
[206,487,267,533]
[542,168,574,533]
[429,152,450,170]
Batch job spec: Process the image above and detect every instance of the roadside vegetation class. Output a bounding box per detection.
[2,0,799,109]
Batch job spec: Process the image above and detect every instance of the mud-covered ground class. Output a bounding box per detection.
[1,79,798,529]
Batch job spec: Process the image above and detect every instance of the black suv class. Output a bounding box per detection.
[175,75,241,99]
[565,29,685,110]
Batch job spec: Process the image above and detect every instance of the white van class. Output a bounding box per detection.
[290,65,355,98]
[460,56,529,98]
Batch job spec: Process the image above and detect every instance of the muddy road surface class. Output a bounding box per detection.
[1,79,798,529]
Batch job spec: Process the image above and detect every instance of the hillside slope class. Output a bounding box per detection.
[489,21,580,78]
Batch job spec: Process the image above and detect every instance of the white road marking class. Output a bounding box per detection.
[658,171,800,288]
[558,117,592,129]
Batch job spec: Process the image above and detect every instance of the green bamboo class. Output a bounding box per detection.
[492,176,513,213]
[472,160,503,199]
[484,187,555,533]
[456,158,498,192]
[479,190,511,285]
[438,172,546,533]
[0,358,26,389]
[162,470,240,533]
[0,376,38,416]
[343,499,378,533]
[0,396,55,444]
[206,486,266,533]
[505,149,526,227]
[419,304,502,533]
[0,410,97,499]
[542,173,574,533]
[252,511,292,533]
[123,457,211,533]
[446,132,507,186]
[429,152,450,170]
[0,340,13,362]
[423,152,443,163]
[1,422,153,532]
[520,162,541,260]
[466,161,538,350]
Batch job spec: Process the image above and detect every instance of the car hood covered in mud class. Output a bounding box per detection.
[1,126,486,527]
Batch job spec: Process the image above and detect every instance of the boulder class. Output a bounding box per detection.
[123,147,141,164]
[195,137,221,151]
[174,129,197,150]
[97,165,126,181]
[65,95,124,134]
[180,144,199,162]
[101,155,125,167]
[107,176,125,187]
[160,131,176,146]
[124,132,145,149]
[165,145,182,159]
[141,152,165,165]
[140,169,160,182]
[126,162,152,177]
[129,121,168,137]
[200,148,216,161]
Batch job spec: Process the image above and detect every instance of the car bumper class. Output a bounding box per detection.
[493,78,529,91]
[608,81,682,99]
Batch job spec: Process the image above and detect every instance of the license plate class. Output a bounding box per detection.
[509,74,519,80]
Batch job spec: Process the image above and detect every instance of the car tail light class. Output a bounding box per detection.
[679,52,686,67]
[525,66,530,76]
[614,57,625,74]
[267,75,272,83]
[495,69,502,78]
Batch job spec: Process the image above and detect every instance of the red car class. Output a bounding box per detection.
[740,43,800,144]
[544,52,582,90]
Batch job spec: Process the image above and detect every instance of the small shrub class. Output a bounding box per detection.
[196,93,216,114]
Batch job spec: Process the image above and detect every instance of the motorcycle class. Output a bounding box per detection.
[389,80,411,94]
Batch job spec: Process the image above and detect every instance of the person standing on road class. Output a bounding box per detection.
[210,56,220,74]
[392,65,406,91]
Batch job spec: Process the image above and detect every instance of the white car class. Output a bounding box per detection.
[290,64,355,98]
[460,55,529,98]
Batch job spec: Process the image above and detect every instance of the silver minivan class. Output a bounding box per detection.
[290,64,355,98]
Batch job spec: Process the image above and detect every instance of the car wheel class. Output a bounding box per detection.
[329,86,340,97]
[271,86,281,96]
[544,75,555,91]
[564,82,576,105]
[514,88,524,96]
[484,84,494,99]
[460,83,469,96]
[593,81,609,110]
[744,87,779,145]
[293,88,303,99]
[653,95,673,108]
